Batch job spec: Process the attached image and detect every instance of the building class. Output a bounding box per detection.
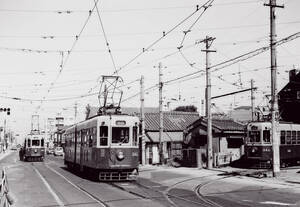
[278,69,300,123]
[143,111,199,164]
[183,117,245,167]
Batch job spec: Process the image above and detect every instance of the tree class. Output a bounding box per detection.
[173,105,197,112]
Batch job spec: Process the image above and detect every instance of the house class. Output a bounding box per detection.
[183,117,245,167]
[278,69,300,123]
[143,111,199,164]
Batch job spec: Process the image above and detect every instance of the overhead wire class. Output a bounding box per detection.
[93,0,118,74]
[113,0,215,75]
[35,0,100,112]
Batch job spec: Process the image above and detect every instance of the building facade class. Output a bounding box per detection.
[278,69,300,123]
[183,117,245,167]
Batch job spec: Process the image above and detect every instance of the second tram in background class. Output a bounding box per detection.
[245,121,300,168]
[20,131,45,162]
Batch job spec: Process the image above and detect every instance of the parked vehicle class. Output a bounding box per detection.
[54,147,64,156]
[46,147,54,154]
[245,121,300,168]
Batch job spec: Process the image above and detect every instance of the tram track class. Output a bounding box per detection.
[132,175,230,207]
[41,156,229,207]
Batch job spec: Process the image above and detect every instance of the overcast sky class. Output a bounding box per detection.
[0,0,299,136]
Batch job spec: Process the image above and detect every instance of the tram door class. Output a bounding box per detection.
[80,129,84,171]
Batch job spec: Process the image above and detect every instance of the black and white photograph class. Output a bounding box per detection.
[0,0,300,206]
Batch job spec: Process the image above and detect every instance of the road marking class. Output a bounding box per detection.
[259,201,296,206]
[33,167,65,207]
[45,164,106,207]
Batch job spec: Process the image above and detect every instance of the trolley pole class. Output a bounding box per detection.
[264,0,284,177]
[202,36,216,169]
[140,75,146,165]
[251,79,255,121]
[158,62,164,164]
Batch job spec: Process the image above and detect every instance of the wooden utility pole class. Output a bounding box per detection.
[264,0,284,177]
[74,102,78,124]
[202,36,216,169]
[140,75,146,165]
[251,79,255,121]
[158,62,164,164]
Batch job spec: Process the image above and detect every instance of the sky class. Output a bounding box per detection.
[0,0,299,136]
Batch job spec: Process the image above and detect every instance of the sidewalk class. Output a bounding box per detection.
[0,150,12,162]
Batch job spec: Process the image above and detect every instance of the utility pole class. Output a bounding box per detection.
[264,0,284,177]
[251,79,255,121]
[74,102,78,124]
[158,62,164,164]
[202,36,216,169]
[140,75,146,165]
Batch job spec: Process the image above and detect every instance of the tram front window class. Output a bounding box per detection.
[32,140,40,146]
[249,131,260,143]
[112,127,129,144]
[263,130,271,143]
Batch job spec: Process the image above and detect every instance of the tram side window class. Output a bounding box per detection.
[263,130,270,143]
[112,127,129,144]
[28,139,31,147]
[89,128,93,147]
[292,131,297,144]
[280,131,286,145]
[286,131,292,144]
[297,131,300,144]
[100,126,108,146]
[133,126,138,146]
[92,127,97,146]
[41,139,44,147]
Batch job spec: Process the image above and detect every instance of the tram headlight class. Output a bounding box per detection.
[116,151,125,161]
[34,149,37,153]
[251,147,258,153]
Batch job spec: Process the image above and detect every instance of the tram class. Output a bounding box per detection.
[20,131,45,162]
[64,113,139,181]
[245,121,300,168]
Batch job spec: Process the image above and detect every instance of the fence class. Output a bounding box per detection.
[0,169,13,207]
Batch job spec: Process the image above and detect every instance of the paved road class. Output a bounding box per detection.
[2,151,300,207]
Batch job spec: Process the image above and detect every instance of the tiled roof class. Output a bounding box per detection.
[86,106,199,131]
[144,111,199,131]
[212,119,245,131]
[187,117,245,132]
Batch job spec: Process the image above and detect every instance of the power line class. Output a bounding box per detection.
[36,0,100,112]
[113,0,215,75]
[93,0,118,74]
